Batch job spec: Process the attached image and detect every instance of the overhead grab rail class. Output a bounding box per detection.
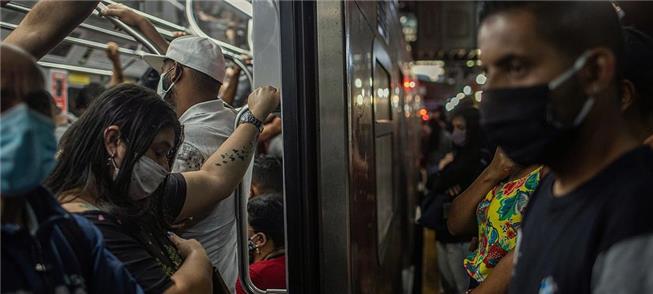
[234,107,287,294]
[101,0,188,33]
[3,2,136,42]
[3,1,253,83]
[37,61,112,76]
[0,21,145,57]
[95,3,161,55]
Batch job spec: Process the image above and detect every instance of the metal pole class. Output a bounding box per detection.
[37,61,113,76]
[234,107,285,294]
[3,2,136,42]
[0,21,144,57]
[234,106,266,294]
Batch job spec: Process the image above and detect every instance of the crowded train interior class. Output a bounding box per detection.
[1,1,652,294]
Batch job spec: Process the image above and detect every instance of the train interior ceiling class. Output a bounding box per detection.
[3,1,653,294]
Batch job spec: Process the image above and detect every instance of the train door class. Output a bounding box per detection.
[277,1,418,293]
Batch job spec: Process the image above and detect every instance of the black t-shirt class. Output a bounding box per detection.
[509,147,653,294]
[80,173,187,293]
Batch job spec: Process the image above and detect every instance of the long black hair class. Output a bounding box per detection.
[431,106,489,193]
[46,84,182,218]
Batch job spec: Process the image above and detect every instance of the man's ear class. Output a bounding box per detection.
[579,48,617,97]
[170,62,184,83]
[620,79,637,112]
[103,125,121,158]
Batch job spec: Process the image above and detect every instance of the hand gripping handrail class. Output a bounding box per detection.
[3,2,135,42]
[0,21,144,57]
[95,3,162,55]
[234,106,287,294]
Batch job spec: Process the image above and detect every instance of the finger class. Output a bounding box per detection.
[101,7,124,18]
[167,231,183,245]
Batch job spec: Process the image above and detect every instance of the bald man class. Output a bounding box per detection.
[0,44,143,294]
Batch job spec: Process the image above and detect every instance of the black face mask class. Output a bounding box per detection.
[479,52,594,166]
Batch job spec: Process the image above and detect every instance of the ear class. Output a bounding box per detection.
[169,62,184,83]
[250,183,259,197]
[103,125,122,158]
[253,232,268,248]
[579,48,617,97]
[620,79,637,112]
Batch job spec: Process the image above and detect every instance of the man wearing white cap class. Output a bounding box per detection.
[103,4,247,292]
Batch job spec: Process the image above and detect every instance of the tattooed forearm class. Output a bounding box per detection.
[215,140,255,167]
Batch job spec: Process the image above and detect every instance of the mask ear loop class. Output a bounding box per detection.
[546,51,595,128]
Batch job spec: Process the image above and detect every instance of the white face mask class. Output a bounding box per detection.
[112,155,168,201]
[156,70,176,100]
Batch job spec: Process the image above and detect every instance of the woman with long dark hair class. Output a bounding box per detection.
[424,106,490,294]
[46,83,279,293]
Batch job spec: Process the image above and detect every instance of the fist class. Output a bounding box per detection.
[167,232,206,259]
[106,42,120,59]
[488,147,515,181]
[247,86,280,121]
[101,3,145,27]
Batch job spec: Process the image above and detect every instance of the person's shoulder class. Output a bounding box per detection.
[251,257,286,276]
[596,147,653,249]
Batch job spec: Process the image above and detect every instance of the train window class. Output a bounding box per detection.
[373,60,392,121]
[373,58,395,263]
[190,0,251,51]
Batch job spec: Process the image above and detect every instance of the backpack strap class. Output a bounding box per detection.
[58,217,93,286]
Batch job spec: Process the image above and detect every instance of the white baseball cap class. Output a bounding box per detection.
[142,36,226,83]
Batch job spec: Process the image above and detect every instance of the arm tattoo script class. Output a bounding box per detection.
[215,140,255,167]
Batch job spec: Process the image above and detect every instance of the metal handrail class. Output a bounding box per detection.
[37,61,112,76]
[95,3,161,55]
[0,21,144,57]
[3,2,29,13]
[3,2,136,42]
[102,0,187,32]
[234,107,286,294]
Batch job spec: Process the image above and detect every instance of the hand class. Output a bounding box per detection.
[446,185,462,197]
[172,31,189,39]
[167,232,207,259]
[438,152,455,171]
[240,55,253,66]
[487,147,515,181]
[101,3,145,27]
[105,41,120,61]
[247,86,280,122]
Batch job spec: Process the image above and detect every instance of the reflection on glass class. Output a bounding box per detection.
[192,0,250,50]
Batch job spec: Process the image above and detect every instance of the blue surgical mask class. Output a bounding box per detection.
[1,103,57,197]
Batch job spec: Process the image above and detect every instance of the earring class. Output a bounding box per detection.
[255,247,261,255]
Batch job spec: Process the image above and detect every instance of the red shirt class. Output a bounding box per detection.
[236,255,286,294]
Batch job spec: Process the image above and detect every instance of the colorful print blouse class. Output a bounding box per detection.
[463,167,543,282]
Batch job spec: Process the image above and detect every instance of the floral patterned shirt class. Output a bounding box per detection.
[463,167,543,282]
